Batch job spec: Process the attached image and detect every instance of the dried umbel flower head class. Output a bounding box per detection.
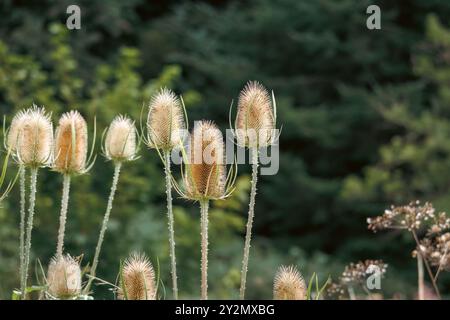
[235,81,275,148]
[273,265,307,300]
[118,252,156,300]
[47,254,82,299]
[184,121,227,200]
[7,106,53,168]
[147,88,185,151]
[417,232,450,271]
[367,201,436,232]
[53,111,88,175]
[341,260,388,285]
[104,115,137,162]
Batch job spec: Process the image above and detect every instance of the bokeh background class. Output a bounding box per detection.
[1,0,450,299]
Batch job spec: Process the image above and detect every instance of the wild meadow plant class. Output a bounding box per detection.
[145,88,186,299]
[273,265,307,300]
[84,115,138,294]
[6,105,53,299]
[46,254,82,300]
[232,81,278,299]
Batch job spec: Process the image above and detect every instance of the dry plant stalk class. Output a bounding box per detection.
[118,252,156,300]
[7,106,53,299]
[85,115,137,294]
[146,88,185,299]
[235,81,276,300]
[273,265,307,300]
[53,111,88,259]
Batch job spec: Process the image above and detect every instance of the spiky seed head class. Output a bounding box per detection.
[118,252,156,300]
[47,255,82,299]
[235,81,275,148]
[53,111,88,175]
[273,265,307,300]
[147,88,185,151]
[104,115,137,162]
[184,121,226,200]
[7,105,53,168]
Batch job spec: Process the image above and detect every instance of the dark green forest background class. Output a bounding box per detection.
[1,0,450,299]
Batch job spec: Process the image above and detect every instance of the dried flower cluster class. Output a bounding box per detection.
[417,233,450,271]
[273,265,307,300]
[367,201,436,232]
[46,255,82,299]
[326,260,388,299]
[118,252,156,300]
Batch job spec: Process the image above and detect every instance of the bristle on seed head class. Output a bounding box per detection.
[147,88,185,151]
[53,111,88,175]
[184,120,226,200]
[235,81,275,147]
[7,105,53,168]
[118,252,156,300]
[47,254,82,299]
[273,265,307,300]
[104,115,137,162]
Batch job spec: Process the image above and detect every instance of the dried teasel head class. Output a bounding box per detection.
[118,252,156,300]
[6,105,53,168]
[235,81,275,148]
[53,111,88,175]
[273,265,307,300]
[104,115,137,162]
[146,88,185,151]
[46,254,82,299]
[182,121,228,201]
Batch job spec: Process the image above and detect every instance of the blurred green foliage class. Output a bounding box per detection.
[2,0,450,299]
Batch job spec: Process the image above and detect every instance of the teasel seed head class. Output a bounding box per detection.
[6,105,53,168]
[53,111,88,175]
[235,81,275,148]
[104,115,137,162]
[147,88,185,151]
[183,120,227,201]
[118,252,156,300]
[273,265,307,300]
[47,254,82,299]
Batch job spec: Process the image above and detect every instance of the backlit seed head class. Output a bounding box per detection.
[118,252,156,300]
[147,88,185,151]
[7,105,53,168]
[235,81,275,147]
[104,115,137,162]
[273,265,307,300]
[47,255,82,299]
[184,121,226,200]
[53,111,88,175]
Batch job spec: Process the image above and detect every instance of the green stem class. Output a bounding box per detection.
[85,162,122,294]
[240,148,259,300]
[56,174,71,259]
[200,199,209,300]
[19,166,26,298]
[164,151,178,299]
[23,167,38,300]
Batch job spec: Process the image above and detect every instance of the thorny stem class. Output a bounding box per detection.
[56,174,71,259]
[19,166,26,298]
[200,199,209,300]
[417,253,425,300]
[85,162,122,294]
[411,230,441,299]
[164,151,178,299]
[240,148,258,300]
[23,167,38,300]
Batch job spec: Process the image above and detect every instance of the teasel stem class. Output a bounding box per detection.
[23,167,38,299]
[56,174,71,259]
[84,162,122,294]
[417,252,425,300]
[19,165,26,298]
[411,230,441,299]
[200,199,209,300]
[239,147,259,300]
[164,151,178,299]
